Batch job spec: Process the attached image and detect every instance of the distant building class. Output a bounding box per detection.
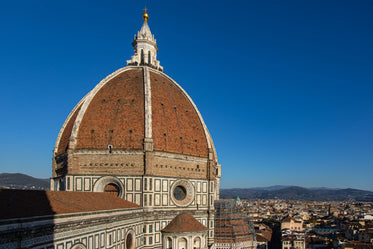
[364,215,373,221]
[342,241,373,249]
[282,235,305,249]
[256,234,269,249]
[281,216,304,232]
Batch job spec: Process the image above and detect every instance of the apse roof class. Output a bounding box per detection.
[161,212,208,233]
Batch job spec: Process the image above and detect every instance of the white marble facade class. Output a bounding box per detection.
[51,174,217,249]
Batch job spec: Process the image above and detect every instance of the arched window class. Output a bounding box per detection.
[93,176,124,198]
[71,243,86,249]
[178,238,187,249]
[148,51,151,64]
[141,49,144,65]
[126,232,135,249]
[193,237,201,249]
[104,183,120,197]
[166,237,172,249]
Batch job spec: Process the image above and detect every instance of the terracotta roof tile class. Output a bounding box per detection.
[282,216,296,222]
[162,213,208,233]
[76,68,145,150]
[151,71,208,157]
[256,234,269,242]
[0,189,140,219]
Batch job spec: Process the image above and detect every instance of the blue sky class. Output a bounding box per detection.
[0,1,372,190]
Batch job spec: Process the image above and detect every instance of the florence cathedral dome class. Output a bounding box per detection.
[52,10,220,195]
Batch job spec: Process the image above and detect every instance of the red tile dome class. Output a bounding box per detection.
[53,66,218,179]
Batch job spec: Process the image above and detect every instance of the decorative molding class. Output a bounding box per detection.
[144,67,152,140]
[152,151,208,163]
[170,179,195,207]
[92,176,125,198]
[73,149,144,155]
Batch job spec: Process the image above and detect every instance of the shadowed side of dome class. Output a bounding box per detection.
[56,103,83,156]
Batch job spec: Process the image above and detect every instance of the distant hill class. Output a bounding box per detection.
[249,185,297,191]
[220,186,373,202]
[2,173,372,202]
[0,173,49,190]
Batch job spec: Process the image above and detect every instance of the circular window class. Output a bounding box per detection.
[104,183,120,197]
[170,179,195,207]
[173,186,186,200]
[93,176,124,198]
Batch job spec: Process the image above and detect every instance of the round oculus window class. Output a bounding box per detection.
[170,179,195,206]
[173,186,187,201]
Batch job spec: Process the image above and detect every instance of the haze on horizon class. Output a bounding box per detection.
[0,1,372,191]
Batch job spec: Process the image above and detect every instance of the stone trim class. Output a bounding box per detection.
[92,176,125,198]
[152,151,208,163]
[144,67,152,139]
[1,207,143,230]
[53,94,88,156]
[73,149,144,155]
[144,67,154,152]
[170,179,195,207]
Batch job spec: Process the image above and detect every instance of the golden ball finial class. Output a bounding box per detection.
[143,7,149,21]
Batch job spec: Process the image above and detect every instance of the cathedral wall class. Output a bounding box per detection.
[148,151,209,179]
[55,174,218,248]
[67,151,144,175]
[0,208,144,249]
[64,150,212,180]
[61,175,216,209]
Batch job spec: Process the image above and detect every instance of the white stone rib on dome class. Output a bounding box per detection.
[53,94,89,156]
